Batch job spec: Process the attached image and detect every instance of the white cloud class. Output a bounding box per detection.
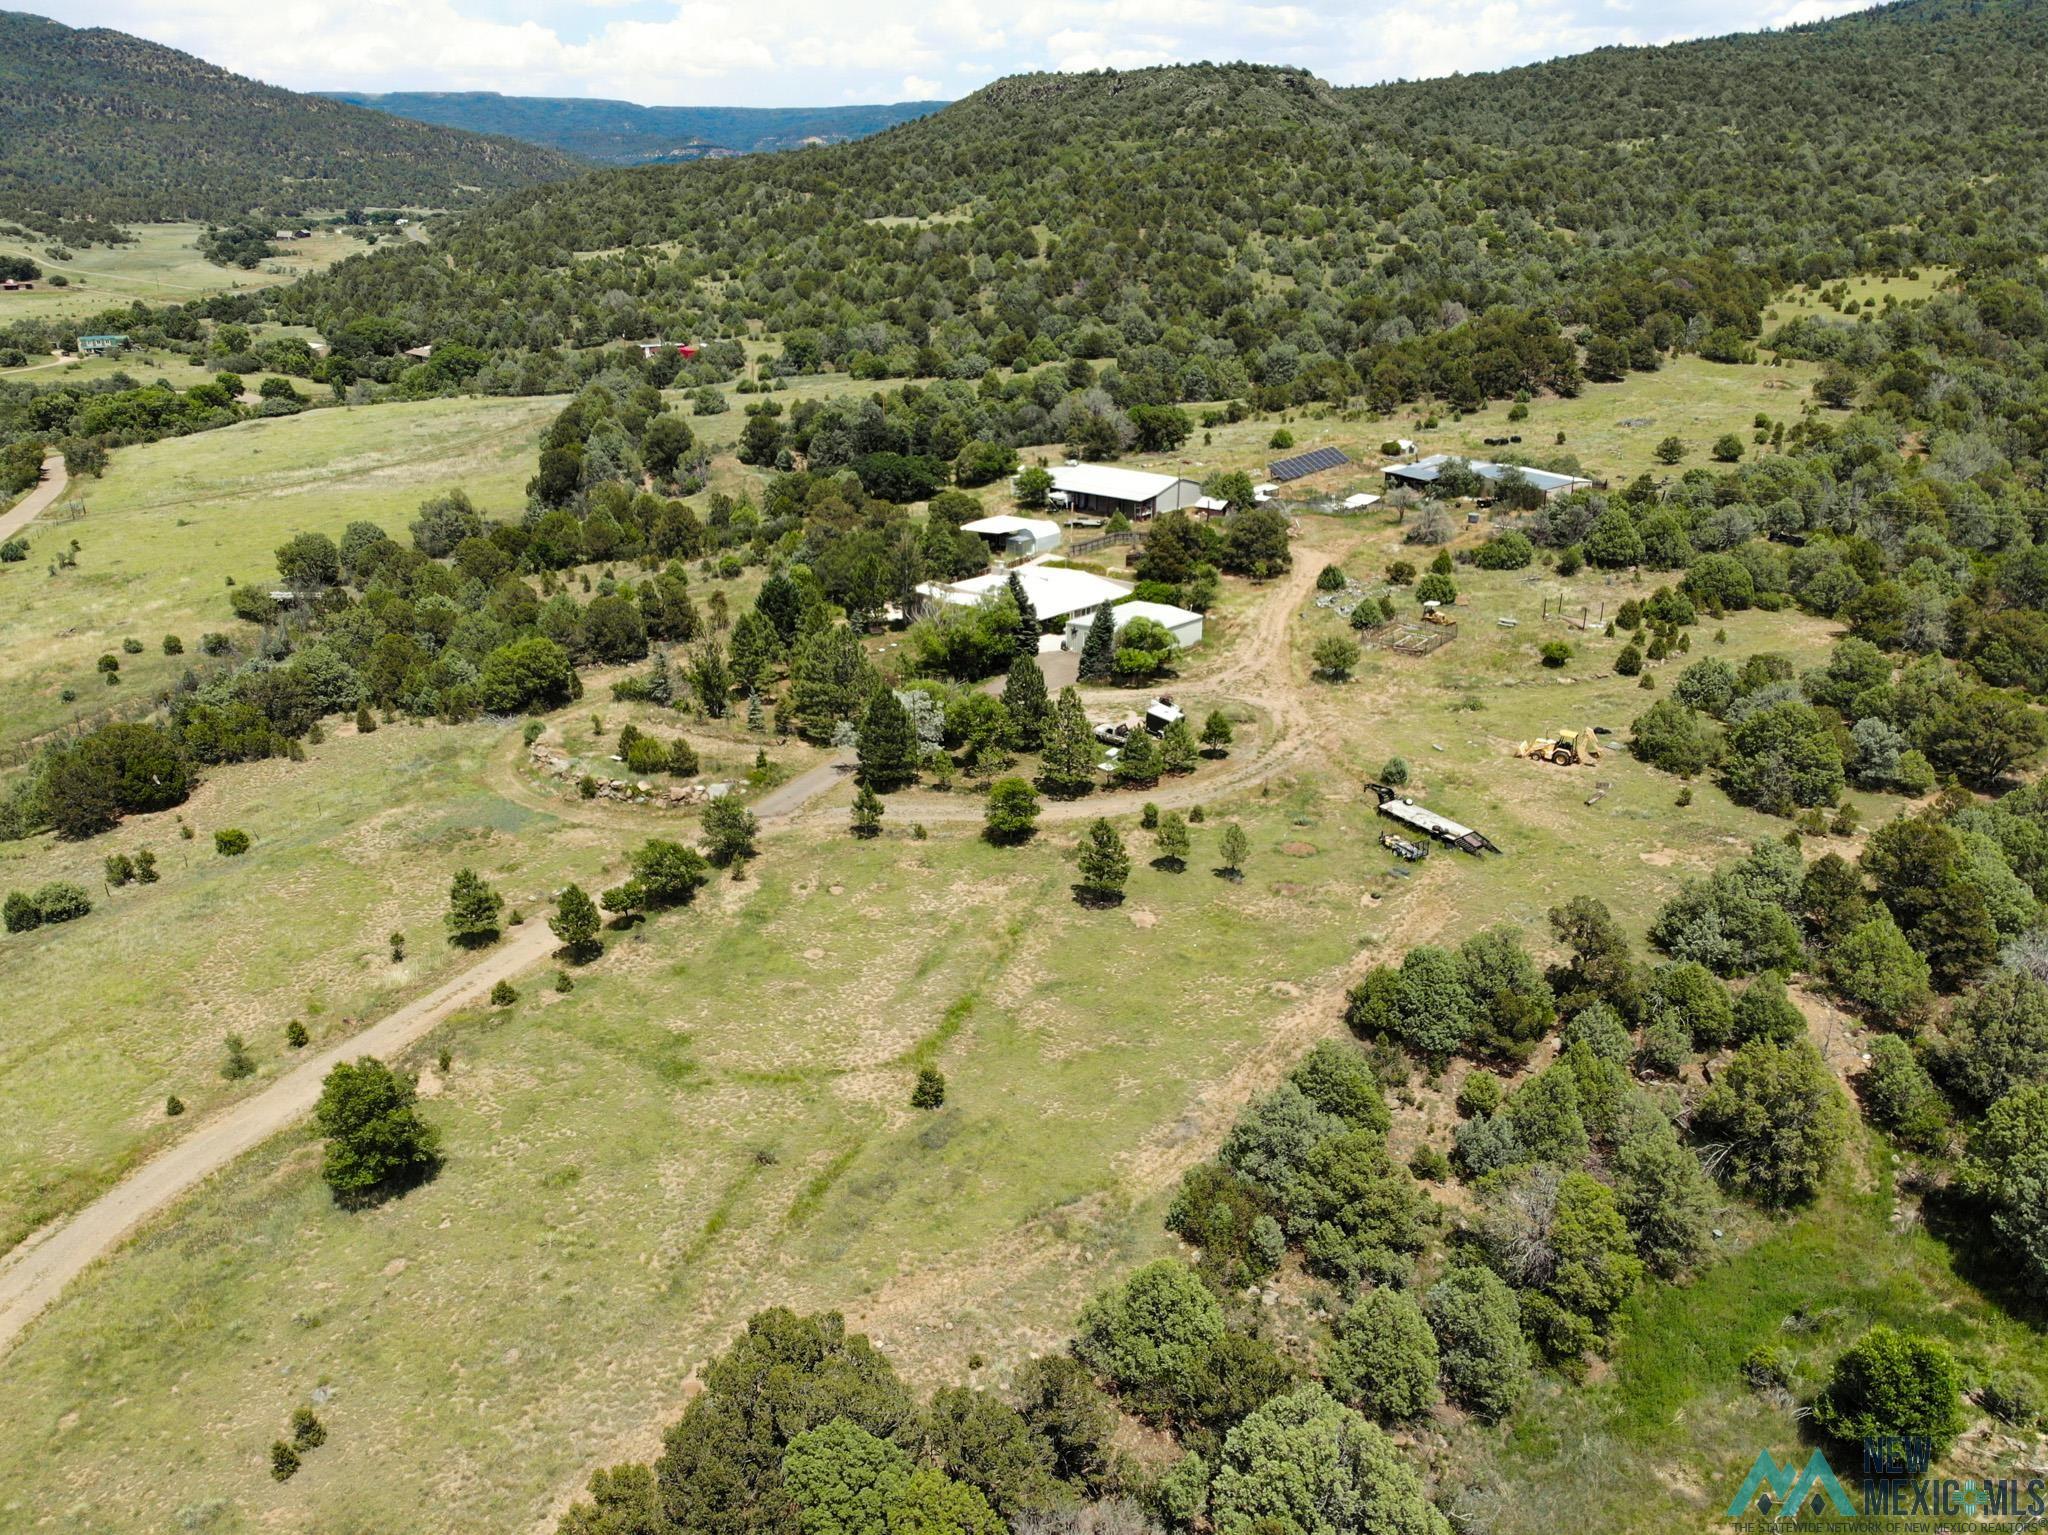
[31,0,1889,104]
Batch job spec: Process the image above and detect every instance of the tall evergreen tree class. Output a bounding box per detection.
[1078,604,1117,683]
[856,689,920,791]
[1001,655,1051,749]
[1040,686,1098,797]
[1006,571,1040,660]
[1114,724,1161,786]
[789,624,880,744]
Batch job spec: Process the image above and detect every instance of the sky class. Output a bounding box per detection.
[36,0,1876,105]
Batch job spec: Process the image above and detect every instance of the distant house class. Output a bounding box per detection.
[1060,599,1204,652]
[917,560,1131,626]
[1040,464,1202,519]
[78,334,127,356]
[402,344,435,361]
[634,340,699,359]
[959,514,1061,559]
[1382,454,1592,500]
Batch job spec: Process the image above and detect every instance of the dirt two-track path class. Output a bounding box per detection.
[0,921,558,1358]
[0,453,66,544]
[0,533,1345,1365]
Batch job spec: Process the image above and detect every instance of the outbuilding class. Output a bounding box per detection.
[78,334,127,356]
[959,514,1062,559]
[1060,599,1204,653]
[1042,464,1202,519]
[1382,454,1592,500]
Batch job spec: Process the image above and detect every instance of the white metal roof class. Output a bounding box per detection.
[1384,455,1592,494]
[919,561,1132,621]
[1045,464,1190,503]
[1066,599,1202,632]
[960,514,1060,539]
[1194,496,1229,512]
[1342,493,1382,510]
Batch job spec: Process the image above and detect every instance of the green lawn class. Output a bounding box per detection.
[0,394,559,759]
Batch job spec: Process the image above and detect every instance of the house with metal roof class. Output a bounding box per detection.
[1382,454,1592,500]
[1040,464,1202,518]
[78,334,127,356]
[917,559,1132,624]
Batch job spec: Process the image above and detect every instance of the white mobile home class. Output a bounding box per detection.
[1061,599,1205,652]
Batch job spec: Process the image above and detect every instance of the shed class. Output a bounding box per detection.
[1060,599,1204,652]
[960,514,1061,559]
[1040,464,1202,518]
[78,334,127,356]
[1341,493,1382,512]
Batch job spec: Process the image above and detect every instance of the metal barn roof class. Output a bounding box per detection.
[1383,455,1591,495]
[1044,464,1192,503]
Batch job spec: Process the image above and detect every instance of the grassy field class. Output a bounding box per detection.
[0,223,354,326]
[0,513,1964,1534]
[0,719,621,1251]
[0,394,558,759]
[1763,266,1954,329]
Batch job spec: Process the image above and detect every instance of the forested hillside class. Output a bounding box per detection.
[270,0,2048,413]
[0,12,579,234]
[322,92,947,166]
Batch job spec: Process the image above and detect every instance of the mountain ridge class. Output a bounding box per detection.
[0,11,581,232]
[321,91,949,167]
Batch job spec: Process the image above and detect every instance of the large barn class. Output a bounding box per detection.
[1042,464,1203,518]
[916,561,1133,626]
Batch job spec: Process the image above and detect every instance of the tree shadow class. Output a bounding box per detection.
[1071,884,1126,908]
[1212,867,1244,882]
[1149,856,1186,873]
[1919,1182,2048,1329]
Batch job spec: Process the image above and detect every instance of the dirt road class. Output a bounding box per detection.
[0,453,66,543]
[0,919,558,1359]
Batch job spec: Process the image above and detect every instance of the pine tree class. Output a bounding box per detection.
[550,883,603,961]
[1040,686,1098,797]
[851,782,885,838]
[1220,822,1250,876]
[746,690,765,732]
[856,689,919,791]
[1076,818,1131,903]
[689,640,731,718]
[1006,572,1040,659]
[1159,717,1199,774]
[1201,710,1234,755]
[444,868,504,947]
[1001,655,1051,750]
[647,647,675,706]
[789,623,880,744]
[1154,811,1191,870]
[1079,604,1117,682]
[1115,724,1162,786]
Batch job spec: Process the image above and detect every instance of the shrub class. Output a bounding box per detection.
[1980,1371,2043,1428]
[1539,640,1572,669]
[1379,755,1410,788]
[313,1056,442,1209]
[1323,1289,1440,1422]
[1694,1039,1849,1206]
[1456,1071,1502,1117]
[3,881,93,933]
[1812,1326,1966,1454]
[285,1019,309,1049]
[1425,1266,1530,1420]
[214,828,251,856]
[1742,1344,1793,1392]
[270,1441,301,1482]
[1857,1037,1950,1152]
[490,979,518,1006]
[220,1032,255,1079]
[911,1067,946,1109]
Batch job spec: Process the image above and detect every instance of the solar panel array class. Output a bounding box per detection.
[1267,446,1352,482]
